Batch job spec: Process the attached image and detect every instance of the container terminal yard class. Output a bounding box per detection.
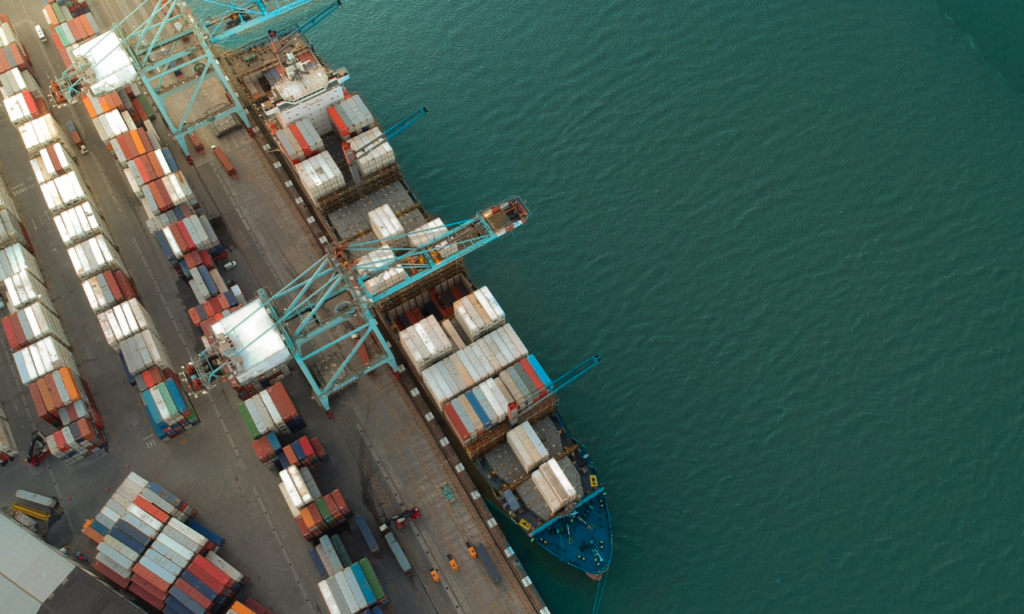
[0,1,608,613]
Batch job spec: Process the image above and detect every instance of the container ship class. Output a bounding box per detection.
[231,32,612,579]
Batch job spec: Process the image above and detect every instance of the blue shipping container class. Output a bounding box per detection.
[354,515,382,557]
[186,518,225,548]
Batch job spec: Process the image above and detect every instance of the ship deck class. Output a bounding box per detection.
[0,2,547,612]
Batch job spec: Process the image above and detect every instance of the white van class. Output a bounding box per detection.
[34,25,46,42]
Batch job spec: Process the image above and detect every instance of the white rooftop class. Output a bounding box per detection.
[210,298,291,383]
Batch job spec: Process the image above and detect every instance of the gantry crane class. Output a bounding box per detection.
[54,0,341,153]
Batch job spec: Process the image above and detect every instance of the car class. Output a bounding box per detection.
[222,261,237,270]
[34,25,46,42]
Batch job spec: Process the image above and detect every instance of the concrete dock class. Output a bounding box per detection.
[0,1,547,612]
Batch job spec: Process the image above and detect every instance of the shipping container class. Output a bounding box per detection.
[212,146,237,178]
[13,337,77,384]
[97,298,155,350]
[2,302,68,350]
[0,243,42,281]
[295,152,345,202]
[68,235,123,279]
[354,515,382,557]
[30,143,74,183]
[53,201,107,246]
[347,128,396,176]
[4,270,54,313]
[383,531,413,576]
[39,171,86,212]
[120,329,171,375]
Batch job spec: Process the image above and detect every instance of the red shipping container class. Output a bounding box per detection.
[188,307,200,326]
[282,445,298,467]
[298,437,314,460]
[307,502,325,529]
[131,572,168,599]
[30,386,59,426]
[147,151,165,177]
[174,221,194,252]
[330,490,351,517]
[267,383,299,422]
[93,561,130,588]
[82,15,94,37]
[1,315,17,349]
[175,577,215,610]
[153,180,173,212]
[324,492,341,520]
[252,437,273,462]
[133,563,172,593]
[288,123,311,157]
[217,294,229,311]
[310,436,328,460]
[295,515,313,541]
[188,556,232,591]
[128,581,165,610]
[328,106,349,138]
[519,359,546,394]
[113,271,135,300]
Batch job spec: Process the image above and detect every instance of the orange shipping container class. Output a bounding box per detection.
[82,96,97,119]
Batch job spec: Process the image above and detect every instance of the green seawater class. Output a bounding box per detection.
[303,0,1024,611]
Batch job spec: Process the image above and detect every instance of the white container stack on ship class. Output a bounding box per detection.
[398,315,453,371]
[330,94,374,137]
[275,117,324,164]
[347,127,396,177]
[81,472,251,612]
[421,322,528,406]
[453,286,506,341]
[295,152,345,202]
[356,246,406,295]
[367,203,407,247]
[529,458,579,516]
[54,202,109,246]
[506,421,550,473]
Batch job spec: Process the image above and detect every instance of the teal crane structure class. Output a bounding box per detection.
[55,0,341,153]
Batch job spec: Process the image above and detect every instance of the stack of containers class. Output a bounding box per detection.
[188,292,239,331]
[275,118,323,164]
[30,142,75,183]
[142,172,196,216]
[3,271,51,314]
[252,433,328,470]
[53,202,109,246]
[295,152,345,202]
[452,286,506,341]
[329,94,374,138]
[0,401,18,462]
[317,562,384,614]
[120,329,171,375]
[2,303,69,351]
[82,269,136,312]
[367,204,406,247]
[27,366,95,428]
[309,534,352,579]
[39,171,86,212]
[280,465,317,509]
[529,458,578,516]
[398,315,452,371]
[18,114,61,153]
[0,207,29,253]
[505,421,550,473]
[96,298,155,350]
[140,373,199,440]
[110,127,156,166]
[4,90,44,125]
[355,247,406,296]
[68,235,125,279]
[92,109,130,142]
[225,600,278,614]
[294,490,352,541]
[13,337,77,385]
[347,128,396,177]
[125,148,175,195]
[156,214,217,260]
[236,382,305,439]
[408,217,448,248]
[0,39,28,73]
[420,323,528,406]
[440,354,552,443]
[44,415,107,464]
[0,67,41,100]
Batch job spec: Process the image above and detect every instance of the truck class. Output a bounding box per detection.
[65,120,87,154]
[383,530,412,576]
[212,146,237,178]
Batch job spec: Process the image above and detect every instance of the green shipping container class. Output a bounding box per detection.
[60,6,72,24]
[139,96,155,119]
[315,499,332,523]
[358,558,386,603]
[237,403,260,439]
[55,25,69,47]
[331,535,352,567]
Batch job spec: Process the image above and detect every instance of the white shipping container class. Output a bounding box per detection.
[12,302,67,347]
[4,94,33,125]
[0,413,19,456]
[30,144,73,183]
[295,152,345,202]
[408,217,448,248]
[102,110,129,139]
[68,235,121,279]
[367,204,406,246]
[5,270,53,312]
[13,337,77,384]
[0,243,41,281]
[18,114,60,152]
[82,273,117,312]
[54,202,106,246]
[97,298,153,349]
[0,68,41,100]
[349,128,396,176]
[120,329,170,374]
[40,171,86,212]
